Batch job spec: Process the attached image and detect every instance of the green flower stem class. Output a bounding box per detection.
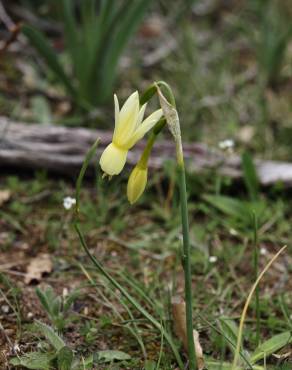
[140,81,175,107]
[177,157,197,370]
[75,140,184,370]
[156,81,196,369]
[75,138,100,214]
[138,118,166,169]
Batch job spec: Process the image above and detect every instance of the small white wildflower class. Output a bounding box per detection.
[63,196,76,210]
[1,305,9,313]
[209,256,218,263]
[13,344,21,353]
[219,139,235,151]
[229,228,238,236]
[260,247,267,256]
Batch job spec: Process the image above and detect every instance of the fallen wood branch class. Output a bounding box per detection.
[0,116,292,186]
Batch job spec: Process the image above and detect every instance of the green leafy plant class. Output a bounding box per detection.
[80,320,99,345]
[250,331,292,364]
[10,321,92,369]
[22,0,153,110]
[36,286,79,332]
[10,320,135,369]
[203,152,267,233]
[203,194,268,231]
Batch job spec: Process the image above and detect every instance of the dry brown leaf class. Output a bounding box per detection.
[172,296,188,349]
[172,296,205,370]
[25,253,53,284]
[193,329,205,370]
[0,190,11,206]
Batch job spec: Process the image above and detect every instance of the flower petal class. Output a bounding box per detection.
[99,142,128,176]
[136,103,147,128]
[113,91,139,144]
[126,109,163,147]
[114,94,119,127]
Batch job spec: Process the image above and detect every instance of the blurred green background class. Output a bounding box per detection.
[0,0,291,159]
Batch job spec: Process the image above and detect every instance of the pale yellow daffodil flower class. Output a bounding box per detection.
[100,91,163,176]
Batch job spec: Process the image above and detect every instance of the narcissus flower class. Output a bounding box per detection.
[127,165,147,204]
[100,91,163,176]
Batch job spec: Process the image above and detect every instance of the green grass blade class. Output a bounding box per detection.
[117,271,157,310]
[61,0,81,75]
[22,25,76,98]
[73,0,120,104]
[278,294,292,330]
[75,223,184,369]
[63,291,80,312]
[218,317,252,366]
[75,138,100,213]
[104,283,147,360]
[97,0,153,101]
[104,0,150,70]
[35,287,51,315]
[197,314,253,368]
[203,194,250,222]
[205,359,264,370]
[80,263,147,360]
[98,0,118,29]
[241,152,260,201]
[219,318,243,354]
[87,1,129,104]
[80,0,97,53]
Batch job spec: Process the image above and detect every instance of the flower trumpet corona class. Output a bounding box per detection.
[100,91,163,176]
[127,165,148,204]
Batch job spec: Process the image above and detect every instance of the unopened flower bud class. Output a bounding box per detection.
[127,166,148,204]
